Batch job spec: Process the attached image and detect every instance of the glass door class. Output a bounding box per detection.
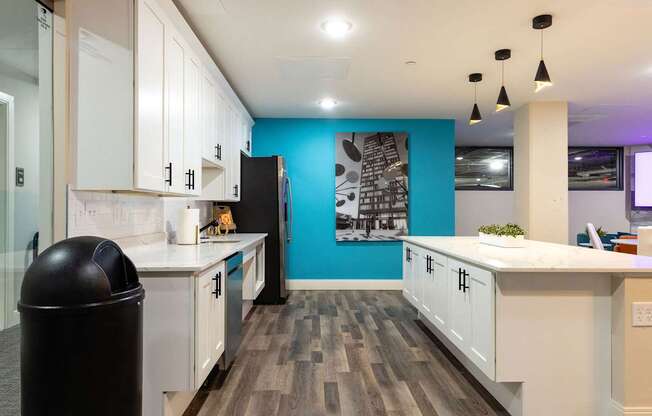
[0,1,53,414]
[0,0,53,336]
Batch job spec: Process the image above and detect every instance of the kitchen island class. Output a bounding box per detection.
[400,236,652,416]
[121,233,267,416]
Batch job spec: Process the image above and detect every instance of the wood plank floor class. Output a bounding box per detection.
[187,290,509,416]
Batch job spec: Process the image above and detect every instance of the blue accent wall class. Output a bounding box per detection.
[252,118,455,280]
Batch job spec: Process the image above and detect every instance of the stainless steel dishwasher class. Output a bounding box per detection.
[222,252,243,368]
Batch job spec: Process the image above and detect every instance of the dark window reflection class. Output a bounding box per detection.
[455,147,513,190]
[569,147,623,190]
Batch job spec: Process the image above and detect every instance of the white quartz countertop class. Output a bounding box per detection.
[400,236,652,274]
[122,233,267,273]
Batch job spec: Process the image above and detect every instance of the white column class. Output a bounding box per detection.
[513,102,568,244]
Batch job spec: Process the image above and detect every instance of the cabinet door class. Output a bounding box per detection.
[431,253,448,332]
[447,259,471,351]
[184,54,202,196]
[215,93,226,167]
[201,72,217,163]
[410,246,422,307]
[210,263,226,363]
[468,265,495,379]
[402,245,412,301]
[135,0,165,192]
[225,105,241,201]
[194,272,214,387]
[420,252,434,318]
[165,30,185,194]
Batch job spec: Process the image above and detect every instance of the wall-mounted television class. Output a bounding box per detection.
[634,151,652,208]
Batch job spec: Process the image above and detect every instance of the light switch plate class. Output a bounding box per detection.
[632,302,652,327]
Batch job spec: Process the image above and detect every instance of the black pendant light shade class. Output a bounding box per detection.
[496,86,510,111]
[534,59,552,92]
[470,103,482,125]
[494,49,511,112]
[468,73,483,125]
[533,14,553,92]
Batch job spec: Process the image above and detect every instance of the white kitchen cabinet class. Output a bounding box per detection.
[194,261,225,387]
[402,245,412,301]
[430,253,448,332]
[135,0,166,193]
[467,264,495,378]
[242,242,265,300]
[224,104,241,202]
[69,0,253,197]
[402,244,423,308]
[447,258,472,352]
[164,28,186,194]
[403,243,495,380]
[183,54,202,196]
[241,116,252,156]
[420,252,434,318]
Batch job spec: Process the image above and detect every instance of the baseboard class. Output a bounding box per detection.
[286,279,402,290]
[610,400,652,416]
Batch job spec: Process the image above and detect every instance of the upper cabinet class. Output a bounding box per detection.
[69,0,253,198]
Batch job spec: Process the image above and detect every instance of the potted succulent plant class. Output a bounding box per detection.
[478,223,527,248]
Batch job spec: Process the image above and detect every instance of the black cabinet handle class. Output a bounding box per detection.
[215,144,222,160]
[462,270,470,293]
[246,140,250,152]
[185,169,192,189]
[233,184,239,197]
[165,162,172,186]
[458,268,463,291]
[406,247,411,262]
[426,255,433,274]
[212,271,222,298]
[190,170,195,190]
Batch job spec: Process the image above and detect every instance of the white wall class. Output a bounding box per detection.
[455,191,514,236]
[568,191,629,243]
[456,190,630,244]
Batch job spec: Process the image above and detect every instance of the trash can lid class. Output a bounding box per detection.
[20,236,141,308]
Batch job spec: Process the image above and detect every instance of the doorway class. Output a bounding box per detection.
[0,0,53,412]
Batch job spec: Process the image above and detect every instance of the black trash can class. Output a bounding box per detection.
[18,236,144,416]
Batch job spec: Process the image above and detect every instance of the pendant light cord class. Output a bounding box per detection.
[501,61,505,86]
[540,30,544,60]
[474,83,477,102]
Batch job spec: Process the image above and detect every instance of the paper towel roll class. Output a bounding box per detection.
[638,226,652,257]
[177,207,200,245]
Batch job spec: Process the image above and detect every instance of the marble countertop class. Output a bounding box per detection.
[122,233,267,273]
[400,236,652,274]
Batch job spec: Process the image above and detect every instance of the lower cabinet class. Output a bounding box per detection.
[194,261,225,387]
[403,243,495,380]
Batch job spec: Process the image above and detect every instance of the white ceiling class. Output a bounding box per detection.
[174,0,652,146]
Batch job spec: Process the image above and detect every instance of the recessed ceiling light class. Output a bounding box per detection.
[456,156,464,160]
[405,60,417,66]
[319,98,337,110]
[574,156,583,161]
[321,19,352,38]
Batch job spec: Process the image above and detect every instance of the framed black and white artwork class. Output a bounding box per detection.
[335,132,409,242]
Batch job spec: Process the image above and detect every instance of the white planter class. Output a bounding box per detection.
[479,232,526,248]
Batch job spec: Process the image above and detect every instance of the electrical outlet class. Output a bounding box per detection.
[632,302,652,327]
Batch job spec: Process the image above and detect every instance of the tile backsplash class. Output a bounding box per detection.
[67,190,213,242]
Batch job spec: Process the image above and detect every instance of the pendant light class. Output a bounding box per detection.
[495,49,511,112]
[532,14,553,92]
[468,73,483,125]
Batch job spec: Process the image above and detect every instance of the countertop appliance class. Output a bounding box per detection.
[223,252,243,368]
[228,155,291,304]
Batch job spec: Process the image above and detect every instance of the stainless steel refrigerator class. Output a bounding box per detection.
[228,155,292,304]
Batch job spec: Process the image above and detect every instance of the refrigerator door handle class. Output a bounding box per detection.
[285,176,293,243]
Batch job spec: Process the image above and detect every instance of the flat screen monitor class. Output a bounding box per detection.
[634,151,652,208]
